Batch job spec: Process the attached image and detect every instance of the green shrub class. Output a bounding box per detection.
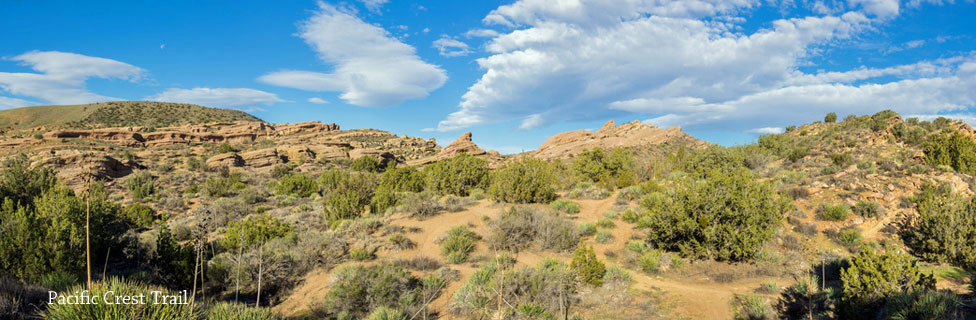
[423,153,489,196]
[488,158,557,203]
[923,132,976,175]
[903,184,976,267]
[216,142,239,154]
[824,112,838,123]
[321,172,377,223]
[830,153,853,167]
[122,203,155,228]
[269,164,292,179]
[441,226,478,264]
[550,199,580,214]
[787,147,809,163]
[820,204,850,221]
[351,155,383,172]
[488,206,580,252]
[369,166,425,214]
[0,182,126,282]
[596,218,615,229]
[595,231,614,243]
[350,247,376,261]
[853,200,882,218]
[202,172,245,198]
[274,173,317,198]
[870,109,899,131]
[836,228,862,247]
[125,171,155,201]
[318,264,440,319]
[572,147,635,186]
[638,250,663,273]
[637,169,788,261]
[396,191,443,218]
[577,223,596,237]
[839,248,936,316]
[221,213,293,251]
[730,295,775,320]
[42,278,199,320]
[364,307,408,320]
[570,242,606,286]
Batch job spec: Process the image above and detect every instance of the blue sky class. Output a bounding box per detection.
[1,0,975,152]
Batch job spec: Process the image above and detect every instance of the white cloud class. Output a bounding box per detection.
[358,0,388,13]
[433,36,472,57]
[259,3,447,107]
[435,0,976,134]
[464,28,500,38]
[308,97,328,104]
[0,96,35,109]
[748,127,786,134]
[146,87,283,108]
[436,0,875,131]
[0,51,145,105]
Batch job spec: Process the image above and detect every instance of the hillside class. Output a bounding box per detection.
[1,110,975,320]
[0,101,263,129]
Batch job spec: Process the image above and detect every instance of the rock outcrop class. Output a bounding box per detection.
[207,152,245,168]
[408,132,489,166]
[530,120,701,159]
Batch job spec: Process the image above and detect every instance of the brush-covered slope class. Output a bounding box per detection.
[0,101,263,129]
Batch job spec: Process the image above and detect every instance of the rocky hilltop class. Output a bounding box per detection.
[529,119,704,159]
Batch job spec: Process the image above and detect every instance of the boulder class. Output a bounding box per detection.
[207,152,244,168]
[241,148,283,168]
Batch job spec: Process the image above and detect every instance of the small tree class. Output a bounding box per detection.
[824,112,838,123]
[351,155,383,172]
[274,173,317,198]
[570,242,606,286]
[423,153,489,196]
[488,158,557,203]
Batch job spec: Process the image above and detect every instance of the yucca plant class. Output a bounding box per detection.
[43,278,199,320]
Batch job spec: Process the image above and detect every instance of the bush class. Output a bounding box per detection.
[570,242,606,286]
[550,199,580,214]
[730,295,775,320]
[216,142,239,154]
[836,228,862,247]
[0,182,127,282]
[369,166,425,214]
[396,191,444,218]
[488,158,557,203]
[595,231,614,243]
[853,200,882,218]
[220,213,293,251]
[441,226,478,264]
[204,302,285,319]
[923,132,976,175]
[819,204,850,221]
[839,248,936,316]
[351,155,383,172]
[122,203,155,228]
[423,153,489,196]
[885,290,963,320]
[450,258,576,319]
[903,184,976,267]
[318,264,441,319]
[637,169,789,261]
[572,147,635,186]
[577,223,596,236]
[125,171,155,201]
[488,206,580,252]
[824,112,838,123]
[269,164,292,179]
[202,173,245,198]
[364,307,408,320]
[830,153,853,167]
[322,172,377,223]
[787,147,809,163]
[274,173,317,198]
[42,278,199,320]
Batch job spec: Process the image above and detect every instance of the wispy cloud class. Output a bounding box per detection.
[433,36,472,57]
[0,51,145,105]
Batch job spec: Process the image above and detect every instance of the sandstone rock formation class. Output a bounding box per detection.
[207,152,245,168]
[408,132,490,166]
[529,120,701,159]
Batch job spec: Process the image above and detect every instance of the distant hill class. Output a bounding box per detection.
[0,101,264,129]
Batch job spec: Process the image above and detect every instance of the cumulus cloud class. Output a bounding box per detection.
[433,36,472,57]
[434,0,976,134]
[749,127,786,134]
[259,3,447,107]
[146,87,283,108]
[308,97,328,104]
[0,51,145,105]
